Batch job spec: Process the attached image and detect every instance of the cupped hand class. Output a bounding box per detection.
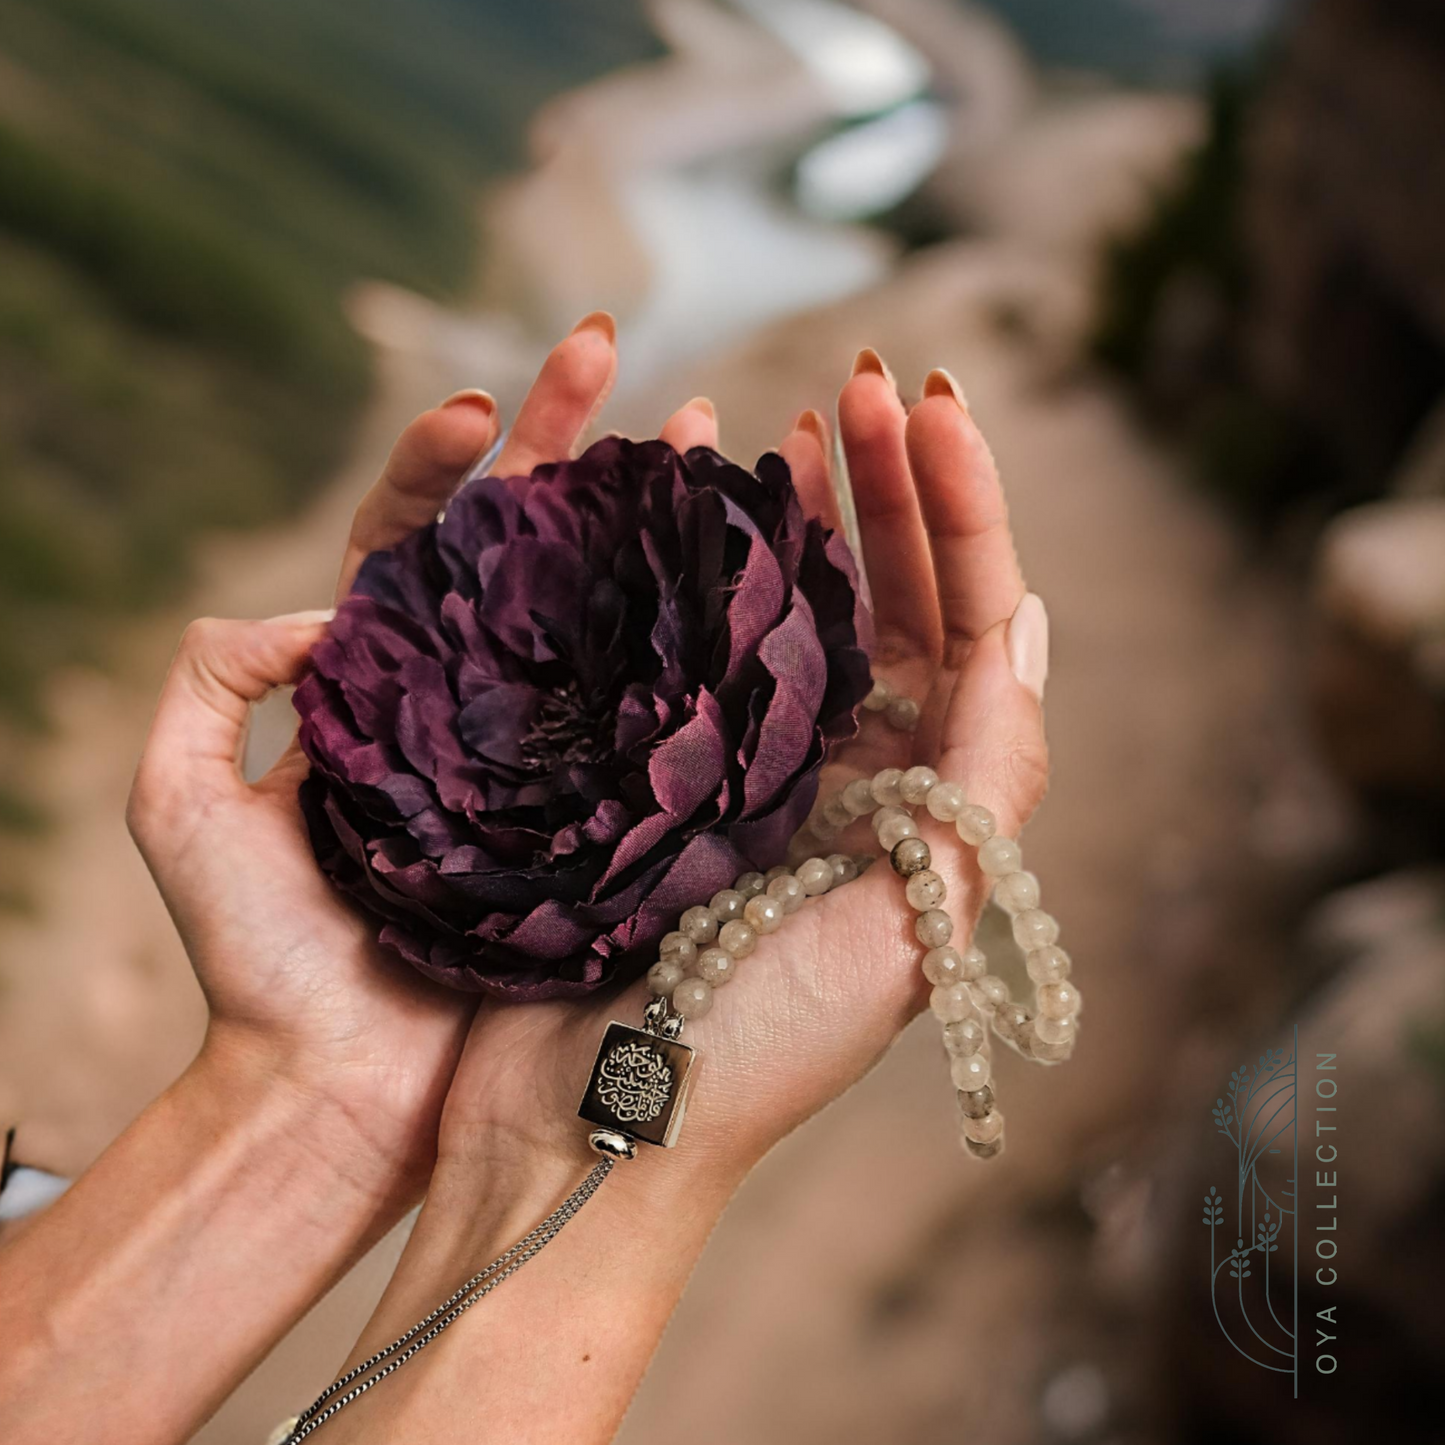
[125,316,620,1191]
[433,347,1050,1201]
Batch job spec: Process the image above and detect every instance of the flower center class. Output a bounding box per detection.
[519,679,613,771]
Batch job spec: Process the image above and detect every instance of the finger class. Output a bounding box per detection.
[489,312,618,478]
[936,602,1049,839]
[337,392,498,600]
[778,409,841,530]
[659,396,719,453]
[838,350,944,660]
[905,371,1026,661]
[133,612,333,819]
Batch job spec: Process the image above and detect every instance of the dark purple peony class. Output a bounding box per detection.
[295,437,872,1000]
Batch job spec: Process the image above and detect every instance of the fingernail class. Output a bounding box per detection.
[440,388,495,414]
[270,608,336,627]
[686,396,715,419]
[923,368,969,413]
[1007,593,1048,701]
[571,310,617,343]
[796,408,828,444]
[852,347,896,389]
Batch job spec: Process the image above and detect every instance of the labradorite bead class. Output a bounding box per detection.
[890,836,931,878]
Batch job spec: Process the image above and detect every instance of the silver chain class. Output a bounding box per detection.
[279,1157,615,1442]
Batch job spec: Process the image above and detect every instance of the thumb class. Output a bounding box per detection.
[132,611,333,820]
[938,594,1050,838]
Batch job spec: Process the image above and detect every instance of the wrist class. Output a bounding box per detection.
[188,1023,435,1219]
[428,1121,744,1266]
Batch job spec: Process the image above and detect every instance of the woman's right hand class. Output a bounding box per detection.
[126,315,623,1199]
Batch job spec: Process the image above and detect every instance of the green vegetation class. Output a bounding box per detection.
[0,0,659,828]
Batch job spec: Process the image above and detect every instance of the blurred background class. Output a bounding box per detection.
[1,0,1443,1439]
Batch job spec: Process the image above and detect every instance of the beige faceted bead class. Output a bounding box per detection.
[735,871,766,898]
[1037,981,1082,1020]
[875,808,919,851]
[974,974,1011,1009]
[925,780,966,822]
[886,695,920,732]
[696,946,737,987]
[766,873,805,914]
[764,864,791,883]
[658,932,697,967]
[680,905,719,944]
[672,977,714,1019]
[718,919,758,958]
[954,804,996,847]
[930,982,974,1023]
[796,856,834,896]
[915,908,953,948]
[978,835,1022,877]
[960,1108,1004,1145]
[862,677,893,711]
[1012,908,1060,951]
[809,813,842,842]
[905,869,947,911]
[1034,1014,1076,1045]
[959,945,987,981]
[943,1017,986,1056]
[842,778,877,816]
[744,894,784,934]
[827,853,859,886]
[993,1001,1030,1044]
[950,1051,992,1092]
[822,793,853,830]
[900,765,938,804]
[709,888,747,923]
[922,945,965,986]
[992,870,1040,915]
[647,959,685,997]
[870,768,905,808]
[957,1082,994,1118]
[1026,945,1071,984]
[1031,1036,1073,1065]
[963,1134,1004,1160]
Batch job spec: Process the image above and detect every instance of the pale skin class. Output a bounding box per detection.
[0,315,1048,1444]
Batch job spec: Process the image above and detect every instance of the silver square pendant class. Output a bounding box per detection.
[578,1022,696,1149]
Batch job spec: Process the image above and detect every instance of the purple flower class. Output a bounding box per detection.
[295,438,872,1000]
